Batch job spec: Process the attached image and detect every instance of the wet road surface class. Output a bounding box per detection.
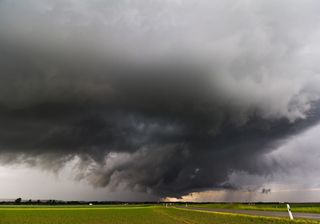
[176,206,320,220]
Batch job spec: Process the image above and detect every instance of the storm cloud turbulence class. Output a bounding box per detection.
[1,0,320,198]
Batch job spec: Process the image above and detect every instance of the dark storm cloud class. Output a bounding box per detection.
[1,0,320,198]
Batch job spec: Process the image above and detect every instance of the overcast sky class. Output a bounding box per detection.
[1,0,320,201]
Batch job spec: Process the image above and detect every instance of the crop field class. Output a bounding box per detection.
[0,205,319,224]
[190,203,320,213]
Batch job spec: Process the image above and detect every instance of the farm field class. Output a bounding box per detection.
[0,205,319,224]
[189,203,320,213]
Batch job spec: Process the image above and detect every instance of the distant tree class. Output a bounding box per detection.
[15,198,22,204]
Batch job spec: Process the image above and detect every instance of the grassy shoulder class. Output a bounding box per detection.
[165,207,320,224]
[0,206,319,224]
[188,203,320,213]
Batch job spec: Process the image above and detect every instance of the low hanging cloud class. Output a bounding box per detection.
[1,0,320,198]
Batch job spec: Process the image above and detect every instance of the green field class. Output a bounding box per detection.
[0,205,319,224]
[189,203,320,213]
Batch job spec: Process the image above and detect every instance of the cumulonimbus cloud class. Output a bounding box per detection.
[0,0,320,198]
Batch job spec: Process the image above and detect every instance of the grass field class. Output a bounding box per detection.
[0,205,319,224]
[189,203,320,213]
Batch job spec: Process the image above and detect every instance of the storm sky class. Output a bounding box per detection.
[1,0,320,201]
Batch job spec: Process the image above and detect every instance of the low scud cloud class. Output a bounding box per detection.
[1,0,320,198]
